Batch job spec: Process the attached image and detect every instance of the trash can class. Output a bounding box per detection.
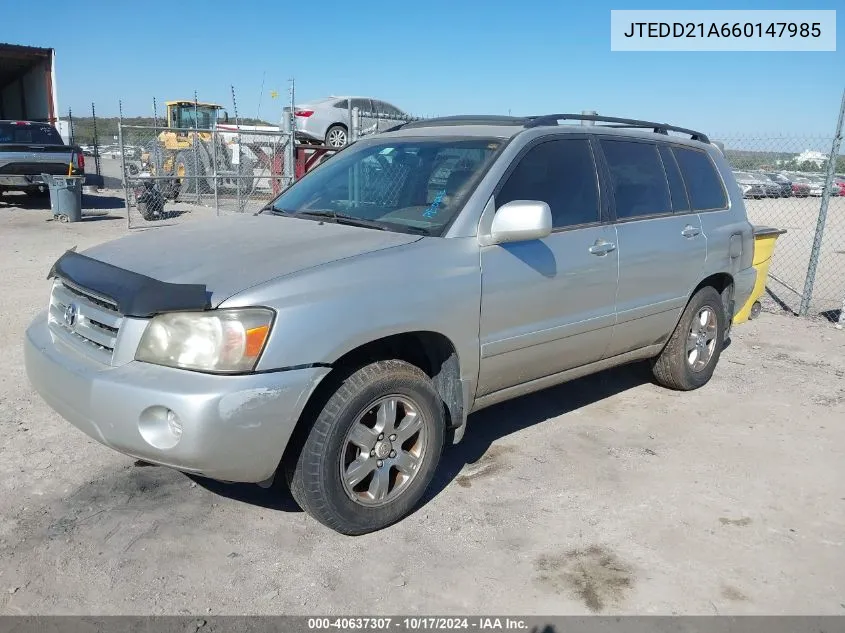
[41,174,84,223]
[734,226,787,324]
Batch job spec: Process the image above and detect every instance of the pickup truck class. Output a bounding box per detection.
[0,120,84,196]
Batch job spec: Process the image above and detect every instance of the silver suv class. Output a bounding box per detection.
[25,114,756,535]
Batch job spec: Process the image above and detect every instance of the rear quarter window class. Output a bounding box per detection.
[672,146,728,211]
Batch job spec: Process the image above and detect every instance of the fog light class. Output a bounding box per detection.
[139,405,183,450]
[167,410,183,440]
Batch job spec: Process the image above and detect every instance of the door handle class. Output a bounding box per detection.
[588,240,617,256]
[681,225,701,238]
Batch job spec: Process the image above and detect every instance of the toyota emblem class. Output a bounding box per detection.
[63,303,78,328]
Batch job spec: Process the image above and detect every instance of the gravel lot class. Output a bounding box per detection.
[1,193,844,615]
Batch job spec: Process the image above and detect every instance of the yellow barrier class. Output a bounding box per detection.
[734,226,786,324]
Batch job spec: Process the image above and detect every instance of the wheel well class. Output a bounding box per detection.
[692,272,735,328]
[327,122,348,132]
[332,331,462,426]
[280,332,464,476]
[694,272,733,296]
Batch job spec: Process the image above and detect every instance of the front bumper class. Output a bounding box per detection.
[24,311,329,482]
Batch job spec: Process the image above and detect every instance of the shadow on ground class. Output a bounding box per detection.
[0,192,126,215]
[188,361,653,515]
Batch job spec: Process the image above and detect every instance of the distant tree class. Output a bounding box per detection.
[67,115,274,147]
[798,160,822,172]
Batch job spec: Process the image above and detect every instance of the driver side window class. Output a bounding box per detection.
[496,138,600,229]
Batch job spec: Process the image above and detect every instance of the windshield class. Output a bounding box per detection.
[173,105,219,129]
[268,137,503,235]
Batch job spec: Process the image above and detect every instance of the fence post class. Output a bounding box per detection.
[351,107,360,204]
[118,100,131,230]
[282,106,294,187]
[351,106,360,143]
[799,87,845,316]
[213,127,219,216]
[91,102,101,177]
[287,79,296,186]
[193,91,200,204]
[231,85,242,213]
[67,107,73,144]
[347,99,352,144]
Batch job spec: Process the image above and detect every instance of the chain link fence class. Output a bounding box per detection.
[715,129,845,319]
[349,107,419,142]
[118,124,292,227]
[113,92,844,321]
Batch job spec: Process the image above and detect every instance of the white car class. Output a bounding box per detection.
[288,96,411,147]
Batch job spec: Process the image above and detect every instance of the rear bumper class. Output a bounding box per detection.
[0,174,48,188]
[0,169,84,188]
[295,119,328,143]
[24,311,330,482]
[733,266,757,316]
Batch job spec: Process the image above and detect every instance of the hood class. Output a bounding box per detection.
[81,215,422,306]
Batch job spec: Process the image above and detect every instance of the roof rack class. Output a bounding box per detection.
[393,113,710,144]
[524,113,709,143]
[399,115,529,130]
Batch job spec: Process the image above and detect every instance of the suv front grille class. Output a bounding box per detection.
[49,278,124,361]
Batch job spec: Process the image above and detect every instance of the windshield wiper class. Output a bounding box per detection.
[293,210,387,231]
[270,208,433,236]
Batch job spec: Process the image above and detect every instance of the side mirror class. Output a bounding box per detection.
[488,200,552,245]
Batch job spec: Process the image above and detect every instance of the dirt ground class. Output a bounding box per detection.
[1,193,844,615]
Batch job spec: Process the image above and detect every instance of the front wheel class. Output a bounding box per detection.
[651,286,726,391]
[286,360,445,535]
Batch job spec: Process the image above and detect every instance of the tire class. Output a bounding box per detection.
[174,151,208,195]
[26,186,49,197]
[325,124,348,148]
[137,190,165,221]
[286,360,445,535]
[651,286,726,391]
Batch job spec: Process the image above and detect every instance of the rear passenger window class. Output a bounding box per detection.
[672,146,728,210]
[658,145,690,212]
[600,140,671,219]
[496,138,599,229]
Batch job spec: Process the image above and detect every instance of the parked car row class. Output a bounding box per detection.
[732,169,845,199]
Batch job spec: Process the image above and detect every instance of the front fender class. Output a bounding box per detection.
[221,236,483,397]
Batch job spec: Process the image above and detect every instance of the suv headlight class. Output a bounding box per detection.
[135,308,274,373]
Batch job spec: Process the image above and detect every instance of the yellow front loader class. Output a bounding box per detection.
[140,100,251,197]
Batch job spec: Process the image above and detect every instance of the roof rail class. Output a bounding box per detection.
[524,113,710,143]
[399,115,529,130]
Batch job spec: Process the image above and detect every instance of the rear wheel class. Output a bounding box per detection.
[325,124,348,148]
[652,286,726,391]
[286,360,445,535]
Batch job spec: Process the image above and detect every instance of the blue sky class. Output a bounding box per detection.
[2,0,843,137]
